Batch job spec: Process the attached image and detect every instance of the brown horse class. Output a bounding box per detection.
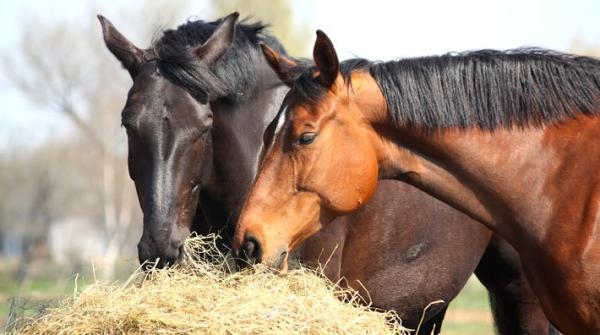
[100,14,553,333]
[235,30,600,334]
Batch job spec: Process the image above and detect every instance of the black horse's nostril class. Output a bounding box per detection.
[137,238,182,271]
[242,235,262,263]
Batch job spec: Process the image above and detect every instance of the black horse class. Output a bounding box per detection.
[99,13,553,334]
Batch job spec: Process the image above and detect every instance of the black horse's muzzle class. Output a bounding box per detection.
[137,237,184,270]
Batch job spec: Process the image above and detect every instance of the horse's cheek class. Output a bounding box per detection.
[323,145,378,213]
[355,149,379,208]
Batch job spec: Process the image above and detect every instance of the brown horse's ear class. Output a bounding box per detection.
[313,30,339,88]
[98,15,144,77]
[260,43,298,86]
[194,12,239,66]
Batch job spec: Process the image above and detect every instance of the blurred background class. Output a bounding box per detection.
[1,0,599,333]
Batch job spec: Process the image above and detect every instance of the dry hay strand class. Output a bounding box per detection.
[14,234,409,334]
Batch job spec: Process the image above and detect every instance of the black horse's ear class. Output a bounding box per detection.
[260,43,298,86]
[313,30,339,88]
[98,15,144,77]
[194,12,239,66]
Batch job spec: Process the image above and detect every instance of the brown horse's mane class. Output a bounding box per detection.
[292,49,600,129]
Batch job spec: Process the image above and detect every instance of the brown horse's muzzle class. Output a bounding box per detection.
[235,233,289,272]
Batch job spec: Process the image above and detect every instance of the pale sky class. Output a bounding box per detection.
[316,0,600,58]
[1,0,600,149]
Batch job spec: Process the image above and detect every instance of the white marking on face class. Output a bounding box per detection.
[272,105,288,147]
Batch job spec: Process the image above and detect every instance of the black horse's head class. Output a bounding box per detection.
[99,13,239,268]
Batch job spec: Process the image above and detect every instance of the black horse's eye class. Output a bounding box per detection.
[297,132,317,145]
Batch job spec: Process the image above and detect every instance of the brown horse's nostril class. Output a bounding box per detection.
[242,235,262,264]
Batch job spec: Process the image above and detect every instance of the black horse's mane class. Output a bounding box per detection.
[151,17,286,103]
[293,49,600,129]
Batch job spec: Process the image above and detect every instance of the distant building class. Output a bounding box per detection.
[48,217,107,267]
[1,229,24,259]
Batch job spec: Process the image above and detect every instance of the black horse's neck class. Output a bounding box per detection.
[198,45,289,243]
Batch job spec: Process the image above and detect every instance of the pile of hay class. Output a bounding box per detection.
[14,234,407,334]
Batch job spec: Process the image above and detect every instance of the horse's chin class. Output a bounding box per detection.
[264,249,289,273]
[277,251,289,273]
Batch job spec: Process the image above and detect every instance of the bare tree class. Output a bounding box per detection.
[211,0,311,56]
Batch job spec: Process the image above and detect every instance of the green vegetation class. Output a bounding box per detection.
[0,260,137,331]
[443,321,495,335]
[448,277,493,310]
[1,262,78,328]
[443,276,495,335]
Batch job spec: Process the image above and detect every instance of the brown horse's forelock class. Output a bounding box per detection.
[289,58,371,105]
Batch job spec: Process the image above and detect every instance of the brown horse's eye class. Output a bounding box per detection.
[297,132,317,145]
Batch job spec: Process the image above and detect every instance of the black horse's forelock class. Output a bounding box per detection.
[292,49,600,129]
[150,17,286,103]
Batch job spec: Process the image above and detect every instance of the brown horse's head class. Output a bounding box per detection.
[234,31,385,269]
[99,14,238,268]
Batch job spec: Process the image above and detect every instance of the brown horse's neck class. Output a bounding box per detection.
[353,71,600,251]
